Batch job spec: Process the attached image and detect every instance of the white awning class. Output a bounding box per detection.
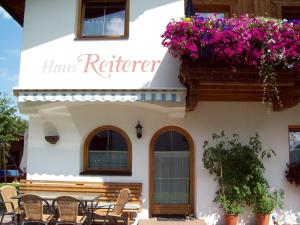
[14,89,186,105]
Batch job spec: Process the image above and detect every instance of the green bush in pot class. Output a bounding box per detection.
[203,132,277,225]
[252,183,284,225]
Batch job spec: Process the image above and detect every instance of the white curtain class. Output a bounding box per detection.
[154,151,190,204]
[89,151,128,169]
[83,11,125,36]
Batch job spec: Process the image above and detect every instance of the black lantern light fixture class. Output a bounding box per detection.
[135,121,143,139]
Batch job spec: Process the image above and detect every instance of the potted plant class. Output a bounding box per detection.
[252,183,284,225]
[203,132,277,225]
[202,132,251,225]
[217,195,242,225]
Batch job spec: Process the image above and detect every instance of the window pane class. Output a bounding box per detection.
[82,1,125,37]
[282,6,300,20]
[155,132,172,151]
[195,12,225,19]
[88,129,128,170]
[154,131,189,151]
[172,131,189,151]
[153,130,190,204]
[289,130,300,164]
[104,11,125,36]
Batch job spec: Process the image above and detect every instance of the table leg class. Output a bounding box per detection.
[85,201,92,225]
[91,201,94,225]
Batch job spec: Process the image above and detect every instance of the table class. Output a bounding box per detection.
[13,191,101,225]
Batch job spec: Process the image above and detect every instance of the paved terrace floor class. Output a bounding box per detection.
[138,218,207,225]
[1,216,206,225]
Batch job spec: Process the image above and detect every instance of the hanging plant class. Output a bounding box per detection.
[285,162,300,186]
[161,15,300,108]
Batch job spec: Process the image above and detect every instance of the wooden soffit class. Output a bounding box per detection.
[0,0,25,26]
[180,58,300,112]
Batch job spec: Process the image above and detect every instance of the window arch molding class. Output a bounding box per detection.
[82,125,132,175]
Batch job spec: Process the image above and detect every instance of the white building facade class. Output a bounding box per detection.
[7,0,300,224]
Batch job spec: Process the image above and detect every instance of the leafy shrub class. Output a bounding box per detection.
[202,131,282,215]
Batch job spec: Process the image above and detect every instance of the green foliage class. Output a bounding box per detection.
[0,93,27,165]
[252,183,284,214]
[216,195,243,215]
[202,131,282,215]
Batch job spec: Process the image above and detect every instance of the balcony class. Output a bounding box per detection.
[180,58,300,111]
[162,15,300,111]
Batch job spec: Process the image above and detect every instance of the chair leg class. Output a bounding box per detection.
[0,214,5,225]
[12,213,18,225]
[103,215,108,225]
[123,214,128,225]
[113,217,118,225]
[125,213,130,225]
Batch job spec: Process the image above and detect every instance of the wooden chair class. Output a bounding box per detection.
[93,188,131,225]
[0,186,23,225]
[52,196,87,225]
[20,194,53,225]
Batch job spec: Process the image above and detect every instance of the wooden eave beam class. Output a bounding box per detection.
[0,0,24,26]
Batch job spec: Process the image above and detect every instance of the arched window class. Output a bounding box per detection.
[82,126,132,175]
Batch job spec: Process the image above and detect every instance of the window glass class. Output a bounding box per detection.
[195,12,225,19]
[193,4,230,18]
[88,129,128,170]
[80,0,127,37]
[153,129,191,204]
[282,6,300,21]
[289,128,300,164]
[154,131,189,152]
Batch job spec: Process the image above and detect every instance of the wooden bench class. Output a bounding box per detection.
[19,180,143,224]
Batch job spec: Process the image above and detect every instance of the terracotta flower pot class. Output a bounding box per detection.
[256,214,270,225]
[224,214,238,225]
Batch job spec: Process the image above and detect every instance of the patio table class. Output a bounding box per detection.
[12,191,101,225]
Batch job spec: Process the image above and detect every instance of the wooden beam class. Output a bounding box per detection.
[0,0,24,26]
[180,58,300,111]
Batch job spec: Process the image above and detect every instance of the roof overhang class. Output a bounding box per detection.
[0,0,25,26]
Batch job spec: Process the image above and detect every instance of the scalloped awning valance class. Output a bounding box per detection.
[13,89,186,105]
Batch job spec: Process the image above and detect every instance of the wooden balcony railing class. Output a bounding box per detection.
[180,58,300,111]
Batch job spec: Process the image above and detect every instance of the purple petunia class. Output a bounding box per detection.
[161,15,300,69]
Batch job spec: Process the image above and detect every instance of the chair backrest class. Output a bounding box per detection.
[21,194,44,221]
[54,196,81,223]
[114,188,131,216]
[0,185,18,213]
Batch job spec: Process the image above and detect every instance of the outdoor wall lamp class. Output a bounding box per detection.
[135,121,143,139]
[45,135,59,144]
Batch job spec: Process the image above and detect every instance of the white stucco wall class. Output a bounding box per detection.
[25,102,300,225]
[17,0,184,90]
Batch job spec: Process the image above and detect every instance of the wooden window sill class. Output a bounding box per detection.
[74,36,129,41]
